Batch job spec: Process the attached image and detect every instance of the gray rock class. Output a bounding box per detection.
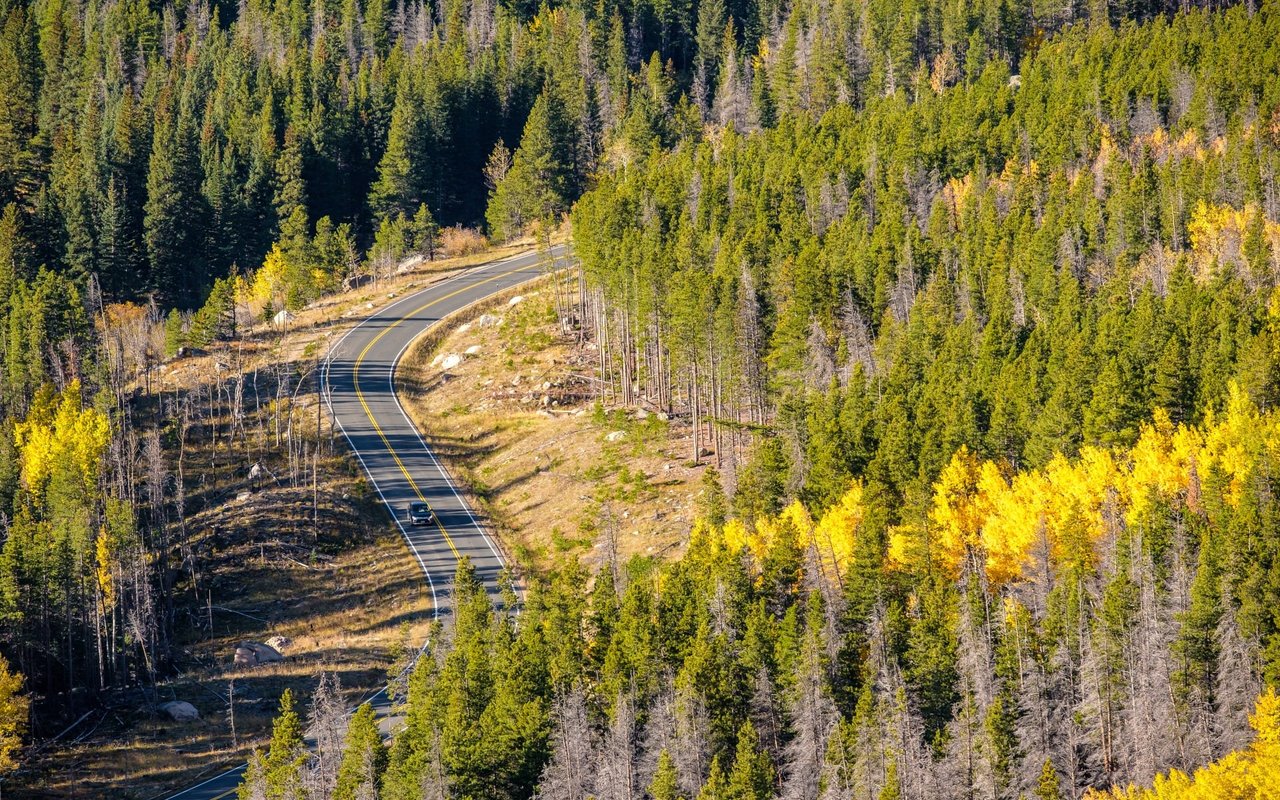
[160,700,200,722]
[264,635,292,653]
[234,641,283,668]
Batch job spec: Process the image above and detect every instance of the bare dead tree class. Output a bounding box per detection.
[749,666,783,762]
[228,677,238,749]
[672,681,713,796]
[781,620,838,800]
[595,692,639,800]
[537,686,597,800]
[306,671,347,798]
[1212,598,1262,758]
[416,724,450,799]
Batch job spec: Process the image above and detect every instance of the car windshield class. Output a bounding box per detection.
[410,502,429,513]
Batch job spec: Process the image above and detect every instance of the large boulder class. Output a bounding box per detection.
[264,635,292,653]
[342,273,372,292]
[160,700,200,722]
[234,641,283,668]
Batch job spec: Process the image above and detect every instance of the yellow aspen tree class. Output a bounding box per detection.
[0,656,27,775]
[812,480,865,579]
[929,446,987,574]
[13,380,110,498]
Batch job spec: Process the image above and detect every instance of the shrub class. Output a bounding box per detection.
[440,226,488,258]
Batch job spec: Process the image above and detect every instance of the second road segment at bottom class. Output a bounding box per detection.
[161,245,563,800]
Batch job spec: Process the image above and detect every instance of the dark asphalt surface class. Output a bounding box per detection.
[160,246,559,800]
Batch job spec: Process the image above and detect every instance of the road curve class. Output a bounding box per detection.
[161,247,558,800]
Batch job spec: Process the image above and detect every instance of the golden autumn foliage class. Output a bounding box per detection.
[811,480,865,580]
[1187,200,1280,281]
[910,383,1280,586]
[249,244,289,309]
[95,527,115,611]
[1085,689,1280,800]
[715,487,867,585]
[12,380,111,498]
[711,384,1280,592]
[0,656,26,775]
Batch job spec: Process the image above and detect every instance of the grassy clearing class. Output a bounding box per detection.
[396,287,708,572]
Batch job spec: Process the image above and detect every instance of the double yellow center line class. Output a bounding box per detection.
[351,261,535,559]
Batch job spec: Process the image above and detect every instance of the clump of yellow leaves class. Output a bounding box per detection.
[921,383,1279,586]
[1086,688,1280,799]
[12,380,110,498]
[1186,200,1280,282]
[699,385,1279,591]
[717,485,865,585]
[249,245,289,309]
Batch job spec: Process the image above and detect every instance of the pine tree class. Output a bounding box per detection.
[1034,758,1062,800]
[333,703,388,800]
[411,203,440,261]
[275,125,310,254]
[0,5,38,206]
[725,720,774,800]
[96,179,138,298]
[487,89,575,240]
[370,76,428,225]
[0,202,27,303]
[696,756,727,800]
[144,91,206,307]
[879,756,901,800]
[261,688,306,800]
[651,749,684,800]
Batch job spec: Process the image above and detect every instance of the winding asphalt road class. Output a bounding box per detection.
[161,246,560,800]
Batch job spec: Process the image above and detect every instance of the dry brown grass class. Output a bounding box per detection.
[396,288,708,572]
[439,226,489,258]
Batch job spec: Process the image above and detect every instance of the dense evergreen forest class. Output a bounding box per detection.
[0,0,1278,788]
[247,3,1280,800]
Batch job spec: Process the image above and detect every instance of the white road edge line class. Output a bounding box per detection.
[383,262,553,568]
[387,250,564,575]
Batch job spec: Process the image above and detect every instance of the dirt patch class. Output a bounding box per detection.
[396,287,708,571]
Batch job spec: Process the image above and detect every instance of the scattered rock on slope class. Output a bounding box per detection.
[264,635,292,653]
[159,701,200,722]
[234,642,283,667]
